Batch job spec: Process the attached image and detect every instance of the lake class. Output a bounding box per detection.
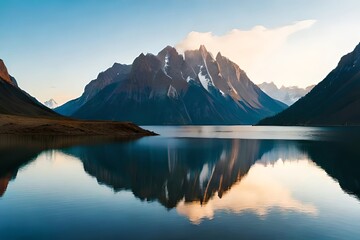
[0,126,360,239]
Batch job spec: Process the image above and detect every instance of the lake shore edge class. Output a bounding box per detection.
[0,114,157,137]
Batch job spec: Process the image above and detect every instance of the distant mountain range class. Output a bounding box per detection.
[259,43,360,126]
[43,99,58,109]
[258,82,314,106]
[56,45,287,125]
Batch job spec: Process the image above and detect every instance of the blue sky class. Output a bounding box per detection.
[1,0,360,104]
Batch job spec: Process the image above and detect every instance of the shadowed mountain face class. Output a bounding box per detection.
[0,59,58,117]
[259,43,360,126]
[57,46,286,125]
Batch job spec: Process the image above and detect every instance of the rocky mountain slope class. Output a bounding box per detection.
[57,46,286,125]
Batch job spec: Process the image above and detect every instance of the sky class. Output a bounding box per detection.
[1,0,360,104]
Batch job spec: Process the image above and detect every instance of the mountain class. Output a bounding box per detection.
[57,45,286,125]
[0,59,58,117]
[258,82,315,105]
[259,43,360,126]
[55,63,131,116]
[0,59,153,137]
[43,99,58,109]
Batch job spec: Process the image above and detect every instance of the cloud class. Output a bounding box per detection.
[176,20,316,87]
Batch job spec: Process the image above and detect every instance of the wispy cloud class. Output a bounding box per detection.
[176,20,316,87]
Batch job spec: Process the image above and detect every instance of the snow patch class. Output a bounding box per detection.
[228,82,239,95]
[164,53,169,70]
[167,85,179,99]
[198,65,215,91]
[180,71,185,80]
[163,53,172,79]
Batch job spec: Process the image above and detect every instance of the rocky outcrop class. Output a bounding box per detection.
[0,59,17,86]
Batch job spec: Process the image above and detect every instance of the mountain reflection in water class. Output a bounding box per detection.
[0,133,360,225]
[0,135,139,199]
[176,160,319,223]
[59,137,360,220]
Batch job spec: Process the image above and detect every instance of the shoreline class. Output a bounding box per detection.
[0,114,157,137]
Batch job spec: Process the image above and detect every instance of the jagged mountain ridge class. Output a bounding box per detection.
[57,45,286,125]
[258,82,315,106]
[259,43,360,125]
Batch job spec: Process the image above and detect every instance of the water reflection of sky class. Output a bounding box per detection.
[1,126,360,239]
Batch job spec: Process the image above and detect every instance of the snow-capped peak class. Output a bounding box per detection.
[44,98,58,109]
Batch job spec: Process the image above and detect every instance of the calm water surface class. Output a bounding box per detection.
[0,126,360,239]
